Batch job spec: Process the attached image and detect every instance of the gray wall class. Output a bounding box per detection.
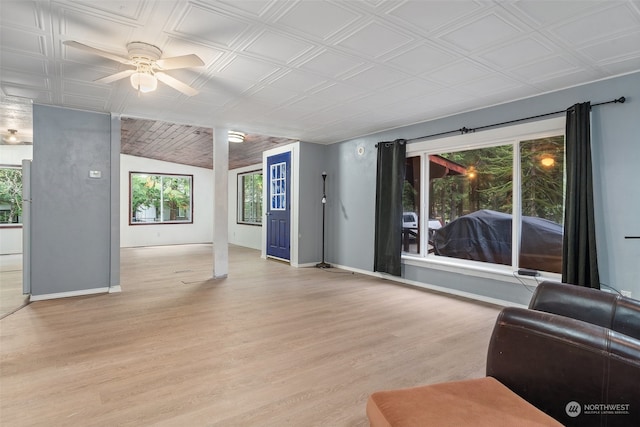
[325,72,640,304]
[326,137,377,270]
[297,142,326,264]
[31,105,115,296]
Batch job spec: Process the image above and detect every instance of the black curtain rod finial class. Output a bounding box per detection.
[616,96,626,103]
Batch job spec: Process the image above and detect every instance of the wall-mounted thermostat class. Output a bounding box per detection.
[357,145,365,156]
[89,170,102,179]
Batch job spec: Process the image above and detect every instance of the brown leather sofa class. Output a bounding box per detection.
[367,306,640,426]
[528,280,640,340]
[488,307,640,426]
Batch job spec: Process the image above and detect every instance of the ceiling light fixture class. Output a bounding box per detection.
[130,71,157,93]
[7,129,18,143]
[228,131,245,143]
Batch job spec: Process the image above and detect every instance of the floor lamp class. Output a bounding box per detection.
[316,171,331,269]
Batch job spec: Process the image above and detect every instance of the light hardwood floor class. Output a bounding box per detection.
[0,254,28,319]
[0,244,502,426]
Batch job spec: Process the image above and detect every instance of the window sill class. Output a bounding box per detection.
[236,221,262,227]
[401,253,561,286]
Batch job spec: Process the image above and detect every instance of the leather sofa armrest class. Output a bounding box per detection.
[486,307,640,427]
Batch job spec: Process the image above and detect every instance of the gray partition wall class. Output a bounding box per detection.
[31,104,116,298]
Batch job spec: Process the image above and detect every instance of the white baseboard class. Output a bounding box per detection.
[30,287,110,302]
[399,277,527,308]
[109,285,122,293]
[294,262,318,268]
[329,263,526,308]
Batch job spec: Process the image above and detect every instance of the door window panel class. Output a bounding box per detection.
[270,162,286,211]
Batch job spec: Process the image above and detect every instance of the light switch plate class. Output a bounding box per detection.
[89,170,102,178]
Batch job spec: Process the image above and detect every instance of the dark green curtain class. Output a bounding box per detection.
[562,102,600,288]
[374,139,406,276]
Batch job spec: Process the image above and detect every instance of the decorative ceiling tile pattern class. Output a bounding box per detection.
[1,0,639,150]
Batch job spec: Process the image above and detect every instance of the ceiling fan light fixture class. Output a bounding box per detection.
[228,131,245,143]
[7,129,18,143]
[130,72,157,93]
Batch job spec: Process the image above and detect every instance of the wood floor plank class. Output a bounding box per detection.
[0,244,502,426]
[0,254,28,319]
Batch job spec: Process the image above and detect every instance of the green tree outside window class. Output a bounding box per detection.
[0,167,22,224]
[130,173,192,224]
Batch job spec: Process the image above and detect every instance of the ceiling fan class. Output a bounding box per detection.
[63,40,204,96]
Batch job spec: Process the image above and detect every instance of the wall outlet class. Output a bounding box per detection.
[621,290,632,298]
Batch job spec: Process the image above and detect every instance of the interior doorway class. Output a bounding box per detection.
[0,161,31,318]
[0,98,32,318]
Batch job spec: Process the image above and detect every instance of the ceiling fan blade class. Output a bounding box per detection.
[155,72,199,96]
[64,40,131,64]
[156,54,204,70]
[95,69,135,84]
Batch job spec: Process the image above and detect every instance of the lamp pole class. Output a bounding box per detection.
[316,171,331,268]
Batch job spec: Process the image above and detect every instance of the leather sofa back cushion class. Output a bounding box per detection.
[528,281,640,340]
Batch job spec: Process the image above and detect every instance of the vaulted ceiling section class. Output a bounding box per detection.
[120,118,297,170]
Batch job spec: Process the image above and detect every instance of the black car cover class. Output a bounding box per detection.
[432,209,563,273]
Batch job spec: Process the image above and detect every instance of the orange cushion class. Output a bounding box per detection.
[366,377,562,427]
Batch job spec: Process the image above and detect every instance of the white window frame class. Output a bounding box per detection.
[404,117,565,282]
[129,172,193,225]
[237,169,263,225]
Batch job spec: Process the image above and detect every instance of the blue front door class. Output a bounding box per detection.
[266,152,290,260]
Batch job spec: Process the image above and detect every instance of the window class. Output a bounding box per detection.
[404,118,565,274]
[0,165,22,226]
[130,172,192,224]
[270,162,286,210]
[238,170,262,225]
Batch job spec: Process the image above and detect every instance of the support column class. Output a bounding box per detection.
[109,114,121,292]
[212,127,229,279]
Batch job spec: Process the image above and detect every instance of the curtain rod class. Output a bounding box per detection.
[390,96,626,145]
